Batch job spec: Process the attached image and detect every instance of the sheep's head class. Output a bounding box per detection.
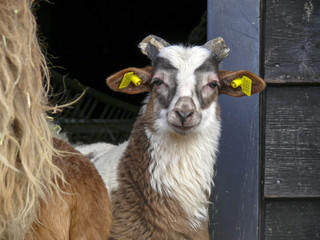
[107,35,265,136]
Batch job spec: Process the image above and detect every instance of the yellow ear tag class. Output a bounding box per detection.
[231,76,252,96]
[119,72,141,89]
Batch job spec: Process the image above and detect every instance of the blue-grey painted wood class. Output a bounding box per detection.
[207,1,261,239]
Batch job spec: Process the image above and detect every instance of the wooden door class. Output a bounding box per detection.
[262,1,320,239]
[208,0,320,239]
[208,0,261,239]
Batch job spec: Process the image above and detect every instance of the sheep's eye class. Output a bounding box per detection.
[153,78,164,87]
[208,81,218,88]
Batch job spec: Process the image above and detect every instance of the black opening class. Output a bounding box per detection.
[36,1,207,105]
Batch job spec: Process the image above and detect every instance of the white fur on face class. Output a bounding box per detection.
[159,45,212,104]
[151,45,219,136]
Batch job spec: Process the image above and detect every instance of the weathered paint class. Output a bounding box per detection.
[207,0,261,239]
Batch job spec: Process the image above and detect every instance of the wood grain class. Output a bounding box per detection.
[264,86,320,198]
[264,0,320,83]
[265,199,320,240]
[208,0,261,239]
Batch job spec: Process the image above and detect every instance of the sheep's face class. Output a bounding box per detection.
[106,35,265,136]
[149,46,220,136]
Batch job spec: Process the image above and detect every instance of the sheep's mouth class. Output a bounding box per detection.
[169,123,199,135]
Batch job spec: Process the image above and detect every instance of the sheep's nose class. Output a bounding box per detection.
[175,110,194,125]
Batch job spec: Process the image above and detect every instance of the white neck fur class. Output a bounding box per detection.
[146,102,221,229]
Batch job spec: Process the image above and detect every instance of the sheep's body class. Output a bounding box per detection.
[25,138,112,240]
[109,117,214,239]
[83,35,265,239]
[77,141,128,196]
[91,42,222,239]
[78,108,219,239]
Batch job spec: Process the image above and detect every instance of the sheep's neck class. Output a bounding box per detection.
[124,115,221,228]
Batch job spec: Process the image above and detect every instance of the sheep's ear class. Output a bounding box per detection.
[107,66,153,94]
[219,70,266,97]
[139,35,171,61]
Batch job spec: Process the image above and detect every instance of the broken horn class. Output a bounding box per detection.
[139,35,171,61]
[203,37,230,63]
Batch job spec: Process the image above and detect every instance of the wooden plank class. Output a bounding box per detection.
[208,0,260,239]
[264,86,320,198]
[264,0,320,83]
[265,199,320,240]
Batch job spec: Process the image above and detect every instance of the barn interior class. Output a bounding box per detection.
[36,0,207,105]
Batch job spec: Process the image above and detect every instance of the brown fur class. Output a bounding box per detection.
[0,0,66,238]
[110,117,208,240]
[0,0,112,239]
[107,67,153,94]
[25,138,112,240]
[219,70,266,96]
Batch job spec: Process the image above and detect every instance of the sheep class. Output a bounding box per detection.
[0,0,111,239]
[79,35,265,239]
[24,138,112,240]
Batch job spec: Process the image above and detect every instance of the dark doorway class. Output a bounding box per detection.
[36,0,207,105]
